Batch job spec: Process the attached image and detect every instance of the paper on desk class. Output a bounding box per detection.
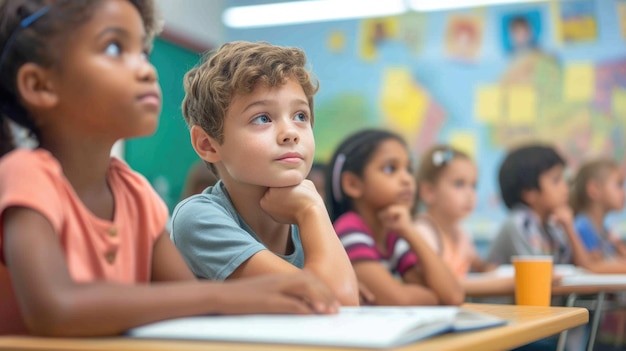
[127,306,506,349]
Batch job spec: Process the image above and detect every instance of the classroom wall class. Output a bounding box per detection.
[224,0,626,240]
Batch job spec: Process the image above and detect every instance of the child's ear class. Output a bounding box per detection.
[341,172,363,199]
[190,125,221,163]
[521,188,538,207]
[16,63,58,109]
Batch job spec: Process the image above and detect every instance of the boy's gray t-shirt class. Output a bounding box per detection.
[487,205,572,265]
[170,180,304,280]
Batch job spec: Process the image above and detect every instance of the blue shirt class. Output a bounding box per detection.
[574,214,615,258]
[170,180,304,280]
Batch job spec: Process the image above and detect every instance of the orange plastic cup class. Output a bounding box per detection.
[512,255,553,306]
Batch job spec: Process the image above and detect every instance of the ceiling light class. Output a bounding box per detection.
[409,0,547,12]
[223,0,406,29]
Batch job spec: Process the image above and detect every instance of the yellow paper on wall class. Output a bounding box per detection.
[475,85,502,123]
[380,68,428,134]
[613,88,626,118]
[506,85,536,126]
[449,131,477,158]
[563,63,594,101]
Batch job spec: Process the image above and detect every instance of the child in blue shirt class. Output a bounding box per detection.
[570,159,626,262]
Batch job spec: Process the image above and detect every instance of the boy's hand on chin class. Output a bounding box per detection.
[260,180,323,224]
[550,206,574,227]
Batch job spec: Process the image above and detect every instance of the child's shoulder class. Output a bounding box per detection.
[0,148,62,178]
[172,181,237,221]
[108,157,152,187]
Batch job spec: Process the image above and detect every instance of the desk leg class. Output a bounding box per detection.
[557,293,578,351]
[587,291,605,351]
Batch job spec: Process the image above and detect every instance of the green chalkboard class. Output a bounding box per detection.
[125,38,201,212]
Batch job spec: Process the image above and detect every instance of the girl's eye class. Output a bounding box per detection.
[252,115,271,124]
[104,42,122,57]
[294,112,307,122]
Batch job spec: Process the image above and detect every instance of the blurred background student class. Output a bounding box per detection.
[570,158,626,262]
[413,145,513,296]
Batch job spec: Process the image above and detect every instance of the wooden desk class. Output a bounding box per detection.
[0,303,588,351]
[467,270,626,351]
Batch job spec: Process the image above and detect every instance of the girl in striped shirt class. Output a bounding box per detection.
[326,129,463,306]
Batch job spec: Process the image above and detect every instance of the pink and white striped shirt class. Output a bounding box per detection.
[334,212,419,276]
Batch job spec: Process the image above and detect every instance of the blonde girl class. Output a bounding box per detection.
[326,129,464,306]
[413,145,512,296]
[0,0,336,336]
[570,159,626,261]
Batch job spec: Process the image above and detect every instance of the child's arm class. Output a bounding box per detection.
[462,275,515,296]
[3,207,339,336]
[379,206,465,306]
[238,180,359,306]
[352,261,439,306]
[554,206,626,273]
[611,237,626,258]
[470,256,498,273]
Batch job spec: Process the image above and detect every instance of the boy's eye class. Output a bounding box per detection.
[294,112,307,122]
[104,42,122,56]
[252,115,271,124]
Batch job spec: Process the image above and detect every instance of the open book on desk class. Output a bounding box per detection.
[127,306,507,349]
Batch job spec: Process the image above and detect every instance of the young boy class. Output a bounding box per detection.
[170,41,359,306]
[487,144,574,264]
[486,143,617,273]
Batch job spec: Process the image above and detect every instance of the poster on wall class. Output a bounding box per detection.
[444,14,484,63]
[399,12,426,57]
[501,10,542,55]
[557,0,597,43]
[359,17,399,61]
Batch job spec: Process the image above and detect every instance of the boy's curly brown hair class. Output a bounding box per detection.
[182,41,319,144]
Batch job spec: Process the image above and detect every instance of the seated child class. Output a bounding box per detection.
[169,41,358,305]
[0,0,337,336]
[486,144,622,274]
[487,144,574,265]
[326,129,464,306]
[570,158,626,261]
[413,145,512,296]
[570,160,626,351]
